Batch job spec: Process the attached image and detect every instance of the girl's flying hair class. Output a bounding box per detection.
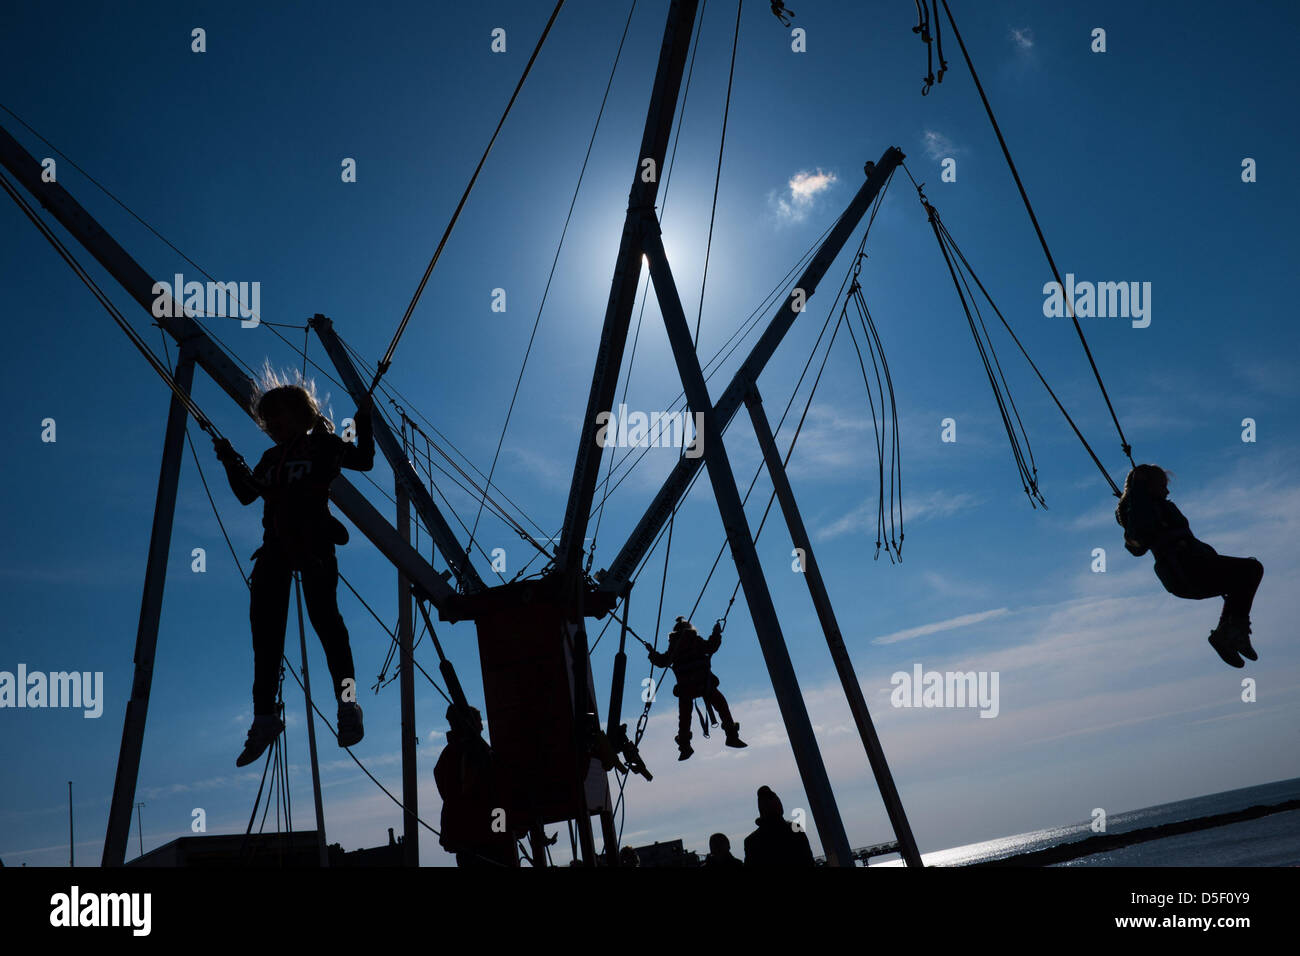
[249,360,334,435]
[1115,463,1172,527]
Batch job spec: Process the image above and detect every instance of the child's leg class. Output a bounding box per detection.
[676,694,693,744]
[298,551,357,704]
[1218,556,1264,621]
[249,549,293,714]
[704,687,735,728]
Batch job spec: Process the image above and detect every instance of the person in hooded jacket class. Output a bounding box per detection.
[744,786,814,867]
[433,703,517,867]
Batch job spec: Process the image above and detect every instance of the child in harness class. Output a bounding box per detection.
[213,367,375,765]
[1116,464,1264,668]
[649,616,747,760]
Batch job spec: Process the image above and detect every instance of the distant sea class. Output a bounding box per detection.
[872,777,1300,867]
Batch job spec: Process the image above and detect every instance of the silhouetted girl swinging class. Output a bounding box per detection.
[213,366,375,766]
[1116,464,1263,668]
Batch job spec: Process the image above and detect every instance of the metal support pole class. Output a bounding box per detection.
[529,822,549,868]
[103,345,195,866]
[565,616,598,867]
[397,483,420,865]
[599,810,620,867]
[641,228,854,866]
[745,385,924,868]
[413,594,469,710]
[134,803,145,858]
[606,592,629,740]
[293,574,330,867]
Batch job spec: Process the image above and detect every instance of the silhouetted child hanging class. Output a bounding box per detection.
[213,367,374,766]
[1116,464,1264,668]
[648,616,746,760]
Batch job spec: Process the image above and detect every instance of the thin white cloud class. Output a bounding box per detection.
[769,168,838,224]
[1010,27,1034,50]
[871,607,1009,645]
[817,489,980,540]
[922,130,957,160]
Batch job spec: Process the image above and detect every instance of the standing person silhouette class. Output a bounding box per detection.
[213,368,374,766]
[743,786,814,867]
[1116,464,1264,668]
[434,704,517,867]
[703,832,743,868]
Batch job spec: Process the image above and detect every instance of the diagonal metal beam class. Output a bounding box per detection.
[553,0,700,586]
[745,383,924,867]
[310,313,483,593]
[641,223,855,867]
[0,122,456,614]
[598,148,904,596]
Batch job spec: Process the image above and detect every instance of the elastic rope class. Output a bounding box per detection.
[373,0,567,393]
[938,0,1134,471]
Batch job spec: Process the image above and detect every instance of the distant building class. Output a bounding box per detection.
[126,831,402,867]
[629,839,701,867]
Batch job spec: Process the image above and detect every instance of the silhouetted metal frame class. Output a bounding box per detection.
[598,149,904,597]
[554,0,701,866]
[312,313,484,594]
[0,121,459,865]
[746,383,923,867]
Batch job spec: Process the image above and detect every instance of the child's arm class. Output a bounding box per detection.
[213,438,263,505]
[703,621,722,656]
[1162,500,1192,535]
[337,396,375,472]
[647,645,672,668]
[1121,493,1162,554]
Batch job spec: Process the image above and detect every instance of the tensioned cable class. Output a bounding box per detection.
[937,0,1134,475]
[371,0,566,395]
[468,0,640,560]
[0,169,228,441]
[339,335,550,549]
[692,0,743,347]
[902,163,1121,498]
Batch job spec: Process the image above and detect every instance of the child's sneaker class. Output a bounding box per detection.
[723,722,748,749]
[1207,626,1245,669]
[236,714,285,767]
[338,702,364,747]
[1229,617,1258,662]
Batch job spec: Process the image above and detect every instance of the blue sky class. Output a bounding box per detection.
[1,0,1297,866]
